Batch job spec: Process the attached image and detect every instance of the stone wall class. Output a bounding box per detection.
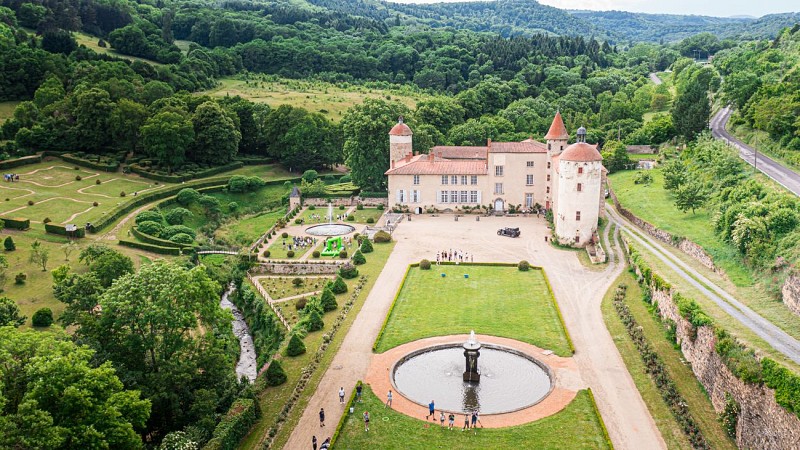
[636,272,800,449]
[301,196,388,207]
[781,273,800,317]
[252,261,344,275]
[608,185,721,275]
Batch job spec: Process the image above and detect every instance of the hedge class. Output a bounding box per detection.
[118,239,183,255]
[203,398,260,450]
[60,153,118,172]
[44,223,85,238]
[235,155,274,165]
[131,227,193,249]
[0,154,42,170]
[1,217,30,230]
[330,384,359,447]
[372,264,412,351]
[359,191,388,198]
[129,161,244,183]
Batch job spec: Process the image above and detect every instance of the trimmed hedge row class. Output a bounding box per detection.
[1,217,30,230]
[129,161,244,183]
[118,239,183,255]
[45,223,85,238]
[359,191,388,198]
[235,155,274,165]
[131,227,193,249]
[330,383,359,448]
[0,154,42,170]
[60,153,118,172]
[204,398,260,450]
[372,264,413,352]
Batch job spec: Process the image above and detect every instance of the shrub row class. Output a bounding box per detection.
[359,191,388,198]
[118,239,183,255]
[0,154,42,170]
[204,398,260,450]
[235,155,274,165]
[128,161,244,183]
[60,153,119,172]
[1,217,30,230]
[131,226,193,249]
[44,223,85,238]
[612,283,710,449]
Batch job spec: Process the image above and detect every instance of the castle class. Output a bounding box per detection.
[385,112,605,247]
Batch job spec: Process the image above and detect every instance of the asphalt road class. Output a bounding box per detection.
[606,205,800,365]
[710,106,800,197]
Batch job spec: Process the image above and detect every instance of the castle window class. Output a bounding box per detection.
[495,166,504,176]
[577,183,582,192]
[450,190,458,203]
[451,175,458,184]
[576,211,581,221]
[413,175,420,185]
[440,191,448,203]
[460,191,468,203]
[461,175,467,185]
[546,186,550,194]
[560,146,564,151]
[526,174,534,186]
[578,167,584,175]
[547,175,551,182]
[547,162,551,169]
[470,191,478,203]
[575,235,580,243]
[441,175,448,185]
[471,175,478,185]
[494,183,503,194]
[548,143,551,150]
[412,190,419,203]
[527,161,534,167]
[398,190,405,203]
[525,193,533,207]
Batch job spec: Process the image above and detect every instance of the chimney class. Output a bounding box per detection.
[487,138,492,148]
[391,160,395,169]
[430,153,434,164]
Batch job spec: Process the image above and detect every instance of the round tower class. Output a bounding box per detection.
[389,116,413,162]
[554,128,603,247]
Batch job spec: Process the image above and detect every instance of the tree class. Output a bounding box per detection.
[72,87,115,150]
[31,307,53,327]
[3,236,14,251]
[53,270,104,327]
[61,241,78,261]
[189,101,241,164]
[89,250,134,287]
[662,159,689,191]
[306,309,324,331]
[352,249,366,265]
[0,254,6,291]
[320,287,338,312]
[110,99,147,151]
[330,276,348,294]
[0,296,25,327]
[140,111,194,171]
[29,240,49,271]
[672,76,710,140]
[415,98,465,135]
[302,170,318,182]
[675,181,708,214]
[342,99,411,191]
[164,207,192,225]
[360,238,373,253]
[0,327,150,449]
[265,360,287,386]
[600,140,631,173]
[286,333,306,356]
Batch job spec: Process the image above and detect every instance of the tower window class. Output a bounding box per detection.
[547,175,551,182]
[413,175,420,185]
[442,175,448,185]
[527,161,534,167]
[578,167,584,174]
[576,211,581,221]
[577,183,582,192]
[494,183,503,194]
[451,175,458,185]
[471,175,478,185]
[526,174,534,185]
[461,175,467,185]
[495,166,504,176]
[548,143,551,151]
[546,186,550,194]
[547,162,551,169]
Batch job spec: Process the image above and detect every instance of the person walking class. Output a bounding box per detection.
[320,437,331,449]
[427,400,435,420]
[312,435,317,450]
[462,414,470,431]
[363,411,370,431]
[339,387,345,404]
[448,413,455,430]
[319,408,325,427]
[385,389,393,408]
[471,411,478,430]
[439,411,445,428]
[356,383,363,403]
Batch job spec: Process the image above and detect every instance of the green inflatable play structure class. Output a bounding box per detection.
[321,236,344,256]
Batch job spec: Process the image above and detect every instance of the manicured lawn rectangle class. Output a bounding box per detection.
[375,265,571,356]
[333,386,610,449]
[217,210,284,246]
[260,276,332,300]
[350,207,383,224]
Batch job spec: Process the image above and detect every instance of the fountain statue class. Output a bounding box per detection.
[328,202,333,223]
[305,201,355,236]
[463,330,481,382]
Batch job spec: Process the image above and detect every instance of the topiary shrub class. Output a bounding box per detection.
[360,238,373,253]
[346,214,354,221]
[377,204,384,210]
[265,360,287,386]
[420,259,431,270]
[169,233,194,245]
[42,217,51,224]
[306,309,324,331]
[286,333,307,356]
[4,236,15,251]
[137,221,164,237]
[286,250,295,258]
[263,250,271,258]
[518,260,531,271]
[75,175,82,181]
[14,273,26,284]
[93,202,98,207]
[339,249,347,259]
[356,204,364,210]
[176,188,201,206]
[292,277,303,287]
[320,287,337,311]
[160,225,195,240]
[308,205,316,210]
[312,250,320,258]
[27,200,34,206]
[294,218,302,225]
[366,217,375,224]
[339,263,358,279]
[295,298,307,310]
[120,191,126,197]
[373,230,391,243]
[32,308,53,327]
[95,179,101,185]
[339,205,345,210]
[164,207,192,225]
[281,232,288,238]
[135,210,162,225]
[352,250,366,265]
[330,276,348,294]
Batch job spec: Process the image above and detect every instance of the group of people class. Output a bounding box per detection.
[284,236,316,252]
[311,435,330,450]
[436,249,473,264]
[424,398,481,431]
[3,173,19,182]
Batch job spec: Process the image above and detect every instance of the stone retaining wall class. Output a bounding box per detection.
[608,184,721,275]
[251,261,344,275]
[301,196,388,207]
[781,273,800,317]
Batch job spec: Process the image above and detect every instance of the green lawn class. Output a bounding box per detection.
[603,268,736,450]
[374,265,572,356]
[216,209,284,247]
[260,276,332,300]
[333,387,609,450]
[265,235,301,259]
[0,100,20,124]
[350,207,383,224]
[609,169,753,286]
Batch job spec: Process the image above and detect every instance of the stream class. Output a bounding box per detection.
[220,286,257,383]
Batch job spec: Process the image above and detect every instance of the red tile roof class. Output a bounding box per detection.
[385,155,486,175]
[560,142,603,162]
[490,141,547,153]
[389,117,413,136]
[545,112,569,140]
[430,146,487,159]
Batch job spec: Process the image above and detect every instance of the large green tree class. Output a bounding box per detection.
[189,101,241,164]
[140,111,194,171]
[72,87,115,151]
[111,98,147,151]
[0,327,150,449]
[672,75,711,140]
[0,296,25,327]
[342,99,410,191]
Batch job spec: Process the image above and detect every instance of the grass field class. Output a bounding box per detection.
[333,387,610,450]
[609,169,752,286]
[350,207,384,224]
[261,276,332,300]
[201,76,433,122]
[73,31,164,66]
[601,269,736,450]
[215,210,284,246]
[374,265,572,356]
[0,100,19,124]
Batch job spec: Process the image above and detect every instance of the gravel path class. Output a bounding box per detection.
[282,215,664,449]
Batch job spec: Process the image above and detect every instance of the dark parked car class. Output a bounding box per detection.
[497,227,520,238]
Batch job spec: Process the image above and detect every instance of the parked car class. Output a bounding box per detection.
[497,227,520,237]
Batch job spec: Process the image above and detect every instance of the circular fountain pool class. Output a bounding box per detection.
[392,344,552,414]
[305,224,355,236]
